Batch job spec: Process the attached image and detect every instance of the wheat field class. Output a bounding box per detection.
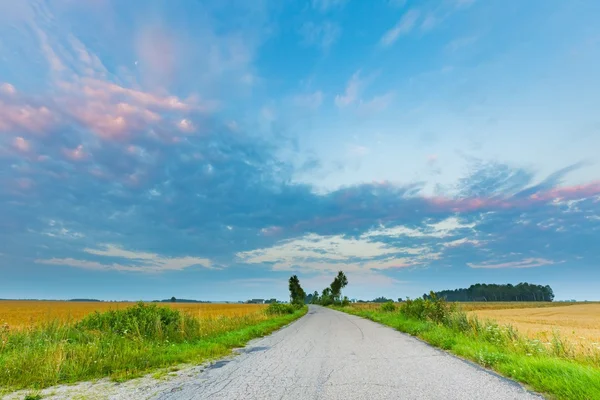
[0,301,267,329]
[469,303,600,345]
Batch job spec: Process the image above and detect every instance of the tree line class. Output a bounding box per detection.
[424,283,555,302]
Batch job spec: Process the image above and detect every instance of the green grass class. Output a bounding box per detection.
[0,302,307,394]
[334,300,600,400]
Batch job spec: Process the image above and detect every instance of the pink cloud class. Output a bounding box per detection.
[63,145,87,161]
[0,100,57,134]
[0,83,16,95]
[12,137,31,153]
[177,119,195,133]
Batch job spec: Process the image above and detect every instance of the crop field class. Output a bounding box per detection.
[469,303,600,346]
[0,301,267,330]
[350,301,599,354]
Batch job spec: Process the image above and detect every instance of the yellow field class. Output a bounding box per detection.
[0,301,267,329]
[349,301,600,352]
[457,301,582,311]
[469,304,600,345]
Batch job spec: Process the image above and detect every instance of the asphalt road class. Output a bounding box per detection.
[154,305,543,400]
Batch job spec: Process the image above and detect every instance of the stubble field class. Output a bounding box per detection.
[468,303,600,347]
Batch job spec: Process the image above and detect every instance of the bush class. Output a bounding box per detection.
[265,303,299,315]
[380,301,396,312]
[400,292,455,324]
[77,302,200,342]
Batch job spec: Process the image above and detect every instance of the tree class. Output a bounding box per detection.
[310,291,320,304]
[424,283,555,302]
[329,271,348,304]
[288,275,306,305]
[170,297,176,303]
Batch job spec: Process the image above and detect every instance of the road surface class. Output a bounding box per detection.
[154,305,542,400]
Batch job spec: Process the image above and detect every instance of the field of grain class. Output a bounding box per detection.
[349,301,600,350]
[469,303,600,346]
[0,301,267,329]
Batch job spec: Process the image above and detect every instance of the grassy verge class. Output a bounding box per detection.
[334,299,600,400]
[0,302,306,394]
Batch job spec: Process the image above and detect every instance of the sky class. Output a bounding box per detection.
[1,0,599,302]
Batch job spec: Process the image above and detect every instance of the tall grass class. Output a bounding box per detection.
[0,302,306,394]
[336,294,600,400]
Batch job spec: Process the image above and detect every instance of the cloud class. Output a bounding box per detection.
[335,71,362,108]
[36,244,212,273]
[380,10,420,47]
[312,0,347,12]
[358,92,395,115]
[467,258,557,269]
[0,96,57,134]
[443,238,482,247]
[0,83,16,95]
[293,91,324,110]
[12,137,31,153]
[236,231,440,273]
[299,21,341,50]
[419,14,436,31]
[446,36,478,52]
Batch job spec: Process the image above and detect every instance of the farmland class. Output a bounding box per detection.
[0,301,305,394]
[0,300,267,330]
[468,303,600,348]
[349,301,600,348]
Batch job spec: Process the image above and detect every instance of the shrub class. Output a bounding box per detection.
[400,292,455,324]
[265,303,298,315]
[77,302,200,342]
[380,301,396,312]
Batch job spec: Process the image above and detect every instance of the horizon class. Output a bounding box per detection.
[1,0,600,302]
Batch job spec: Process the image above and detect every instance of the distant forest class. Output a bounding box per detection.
[425,283,555,302]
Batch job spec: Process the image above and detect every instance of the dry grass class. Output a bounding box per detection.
[0,301,267,330]
[469,303,600,349]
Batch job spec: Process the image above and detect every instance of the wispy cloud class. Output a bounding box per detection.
[36,244,213,273]
[299,21,341,50]
[335,71,362,107]
[467,258,557,269]
[380,10,420,47]
[293,91,324,110]
[237,232,440,273]
[446,36,478,52]
[311,0,348,12]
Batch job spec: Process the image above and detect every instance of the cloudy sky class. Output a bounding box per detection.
[1,0,599,301]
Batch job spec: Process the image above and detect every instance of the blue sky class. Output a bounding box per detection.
[1,0,599,301]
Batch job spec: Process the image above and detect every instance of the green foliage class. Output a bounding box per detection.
[427,283,555,302]
[379,301,396,312]
[315,271,348,306]
[288,275,307,305]
[265,303,300,315]
[24,394,42,400]
[400,292,456,324]
[372,296,393,303]
[0,305,307,394]
[77,302,200,342]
